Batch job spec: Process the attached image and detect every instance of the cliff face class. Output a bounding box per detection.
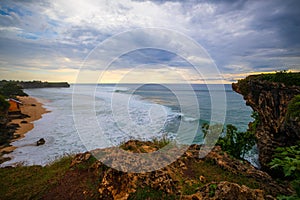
[232,77,300,172]
[66,141,291,199]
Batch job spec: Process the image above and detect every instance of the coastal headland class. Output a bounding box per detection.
[0,73,299,199]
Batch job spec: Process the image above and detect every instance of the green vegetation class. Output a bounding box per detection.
[236,71,300,96]
[250,111,260,131]
[0,80,70,90]
[218,124,256,159]
[0,81,28,98]
[151,134,171,149]
[0,156,72,199]
[0,94,11,147]
[259,71,300,86]
[201,122,223,147]
[286,95,300,119]
[0,155,101,200]
[0,95,9,113]
[0,81,28,146]
[270,142,300,199]
[120,135,171,153]
[202,122,256,159]
[209,183,217,197]
[129,186,176,200]
[0,138,284,199]
[181,158,262,192]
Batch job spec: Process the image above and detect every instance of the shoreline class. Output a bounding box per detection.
[0,96,49,160]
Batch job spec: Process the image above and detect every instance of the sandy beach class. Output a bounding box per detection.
[0,96,49,154]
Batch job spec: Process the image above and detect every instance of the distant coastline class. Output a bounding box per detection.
[18,81,70,89]
[0,80,70,89]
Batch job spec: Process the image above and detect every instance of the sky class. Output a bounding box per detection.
[0,0,300,83]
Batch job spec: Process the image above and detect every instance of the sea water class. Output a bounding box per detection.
[1,84,258,167]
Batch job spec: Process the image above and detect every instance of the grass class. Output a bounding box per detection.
[0,139,288,199]
[181,182,203,195]
[236,71,300,96]
[128,186,177,200]
[151,134,171,149]
[259,71,300,86]
[192,161,260,189]
[176,160,261,196]
[119,135,172,153]
[0,156,72,200]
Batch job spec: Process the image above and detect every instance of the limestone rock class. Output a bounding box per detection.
[70,141,292,199]
[70,152,91,167]
[232,78,300,172]
[200,181,265,200]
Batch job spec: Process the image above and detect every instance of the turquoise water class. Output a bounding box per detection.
[1,84,256,167]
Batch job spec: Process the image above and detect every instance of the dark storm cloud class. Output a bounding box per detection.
[0,0,300,81]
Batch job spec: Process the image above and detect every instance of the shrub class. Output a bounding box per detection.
[269,143,300,199]
[0,82,28,98]
[202,123,256,159]
[286,95,300,119]
[259,71,300,86]
[0,95,9,113]
[235,72,300,96]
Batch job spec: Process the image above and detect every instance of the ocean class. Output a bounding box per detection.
[1,84,258,167]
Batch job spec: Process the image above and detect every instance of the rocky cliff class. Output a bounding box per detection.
[232,73,300,172]
[64,140,291,199]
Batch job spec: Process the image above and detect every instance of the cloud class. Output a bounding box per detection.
[0,0,299,82]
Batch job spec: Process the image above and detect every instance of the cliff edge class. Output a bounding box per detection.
[232,72,300,172]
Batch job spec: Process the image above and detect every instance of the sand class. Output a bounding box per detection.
[0,96,49,154]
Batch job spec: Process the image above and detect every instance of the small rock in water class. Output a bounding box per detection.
[37,138,45,146]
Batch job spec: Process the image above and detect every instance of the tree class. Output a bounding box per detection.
[202,123,256,159]
[0,95,9,113]
[0,82,27,98]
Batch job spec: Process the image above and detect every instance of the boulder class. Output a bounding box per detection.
[36,138,45,146]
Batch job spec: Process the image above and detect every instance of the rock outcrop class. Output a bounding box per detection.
[200,181,266,200]
[232,75,300,172]
[70,141,292,199]
[36,138,46,146]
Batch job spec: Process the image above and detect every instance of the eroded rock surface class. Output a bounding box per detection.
[233,77,300,171]
[71,141,292,199]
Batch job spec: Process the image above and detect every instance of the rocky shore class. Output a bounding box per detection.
[47,140,292,200]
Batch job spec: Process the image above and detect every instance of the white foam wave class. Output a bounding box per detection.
[1,85,178,167]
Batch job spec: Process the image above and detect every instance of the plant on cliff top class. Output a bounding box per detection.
[260,71,300,86]
[236,72,300,96]
[0,82,28,98]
